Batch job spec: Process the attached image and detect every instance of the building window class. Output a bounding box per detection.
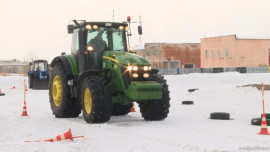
[146,50,151,56]
[153,50,158,55]
[212,49,215,57]
[218,49,222,57]
[205,50,209,58]
[225,49,229,57]
[184,64,195,68]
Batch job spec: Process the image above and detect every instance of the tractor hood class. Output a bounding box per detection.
[103,51,150,66]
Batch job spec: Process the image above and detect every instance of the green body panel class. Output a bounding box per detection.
[127,81,162,100]
[65,54,79,76]
[101,51,161,103]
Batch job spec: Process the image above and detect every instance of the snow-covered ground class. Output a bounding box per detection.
[1,72,270,152]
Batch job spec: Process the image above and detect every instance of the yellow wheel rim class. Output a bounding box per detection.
[84,88,92,114]
[52,75,62,106]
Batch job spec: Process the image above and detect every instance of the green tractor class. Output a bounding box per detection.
[48,18,170,123]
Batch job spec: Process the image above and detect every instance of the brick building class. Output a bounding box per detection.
[201,35,270,68]
[136,43,201,71]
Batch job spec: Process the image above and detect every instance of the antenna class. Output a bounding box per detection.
[112,9,115,22]
[139,16,142,47]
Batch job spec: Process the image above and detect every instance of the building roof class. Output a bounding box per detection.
[202,34,270,40]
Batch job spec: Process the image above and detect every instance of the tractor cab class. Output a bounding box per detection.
[30,60,49,79]
[68,21,129,72]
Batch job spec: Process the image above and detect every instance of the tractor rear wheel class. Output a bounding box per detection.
[49,62,81,118]
[138,74,170,120]
[111,103,133,116]
[80,75,112,123]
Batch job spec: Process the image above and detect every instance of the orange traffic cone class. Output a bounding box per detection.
[21,101,28,116]
[10,86,15,89]
[258,82,269,135]
[45,129,84,142]
[130,103,136,112]
[24,85,28,91]
[258,113,270,135]
[24,129,84,142]
[0,89,5,96]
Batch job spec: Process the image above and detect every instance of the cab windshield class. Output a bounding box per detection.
[86,27,127,52]
[34,62,48,71]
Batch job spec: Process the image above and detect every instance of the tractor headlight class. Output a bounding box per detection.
[132,66,138,71]
[85,24,92,30]
[119,26,124,30]
[133,73,139,78]
[127,66,132,71]
[143,66,151,71]
[127,65,139,71]
[93,25,99,30]
[125,26,129,31]
[87,45,93,51]
[143,73,149,78]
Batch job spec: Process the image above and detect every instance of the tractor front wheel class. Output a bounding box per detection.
[138,74,170,121]
[49,62,81,118]
[80,75,112,123]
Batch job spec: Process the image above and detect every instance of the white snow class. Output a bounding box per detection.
[1,72,270,152]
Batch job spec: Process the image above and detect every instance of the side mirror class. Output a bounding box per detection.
[138,26,142,35]
[67,25,74,34]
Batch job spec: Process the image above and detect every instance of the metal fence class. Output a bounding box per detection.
[158,66,269,75]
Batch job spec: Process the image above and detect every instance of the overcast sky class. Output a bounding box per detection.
[1,0,270,62]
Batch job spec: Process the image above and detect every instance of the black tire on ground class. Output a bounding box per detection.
[251,118,261,126]
[80,75,112,123]
[188,89,198,93]
[0,93,5,96]
[28,75,33,89]
[210,112,230,120]
[111,103,133,116]
[261,113,270,119]
[251,118,270,126]
[138,74,170,121]
[49,62,81,118]
[182,101,194,105]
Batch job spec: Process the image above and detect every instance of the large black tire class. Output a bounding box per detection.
[138,74,170,121]
[182,101,194,105]
[80,75,112,123]
[111,103,133,116]
[210,112,230,120]
[251,118,270,126]
[251,118,261,126]
[188,89,198,93]
[28,75,33,89]
[49,62,81,118]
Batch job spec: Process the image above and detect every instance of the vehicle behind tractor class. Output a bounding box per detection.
[48,17,170,123]
[28,60,49,89]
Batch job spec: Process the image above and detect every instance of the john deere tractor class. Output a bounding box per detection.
[48,18,170,123]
